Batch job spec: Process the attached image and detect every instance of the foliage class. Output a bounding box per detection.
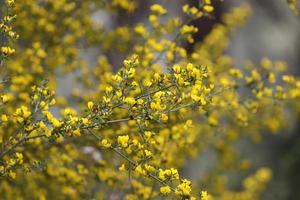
[0,0,299,199]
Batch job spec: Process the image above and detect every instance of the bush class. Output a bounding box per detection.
[0,0,299,199]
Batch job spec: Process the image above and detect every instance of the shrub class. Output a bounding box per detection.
[0,0,299,199]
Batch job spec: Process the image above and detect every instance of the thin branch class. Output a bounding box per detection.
[0,134,46,159]
[135,84,175,100]
[112,84,175,109]
[87,129,176,192]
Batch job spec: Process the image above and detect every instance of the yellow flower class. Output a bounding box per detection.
[161,113,168,122]
[134,24,147,37]
[119,164,126,171]
[116,90,122,97]
[158,169,166,180]
[112,74,123,83]
[282,75,294,84]
[153,73,161,82]
[5,0,15,7]
[62,108,77,116]
[8,170,16,179]
[52,118,62,128]
[1,46,15,56]
[268,73,276,84]
[118,135,129,148]
[150,4,167,15]
[144,150,152,157]
[172,64,181,73]
[175,179,192,196]
[200,191,209,200]
[15,106,31,122]
[15,152,23,164]
[81,118,90,125]
[15,152,23,159]
[127,68,136,78]
[180,25,198,35]
[208,114,218,126]
[105,86,113,93]
[187,63,195,72]
[87,101,94,110]
[182,4,203,18]
[124,97,136,106]
[182,4,189,13]
[45,129,52,137]
[101,139,111,148]
[149,14,159,27]
[1,94,11,103]
[73,128,81,136]
[203,5,214,13]
[160,186,171,195]
[137,99,144,105]
[1,114,8,122]
[135,165,146,175]
[144,164,156,173]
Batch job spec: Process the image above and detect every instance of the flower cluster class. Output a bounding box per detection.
[0,1,299,200]
[0,0,18,61]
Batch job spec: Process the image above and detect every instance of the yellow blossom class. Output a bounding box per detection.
[150,4,167,15]
[124,97,136,106]
[160,186,171,195]
[101,139,111,148]
[87,101,94,110]
[200,191,209,200]
[160,113,168,121]
[1,94,11,103]
[175,179,192,196]
[1,114,8,122]
[119,164,126,171]
[1,46,15,55]
[118,135,130,148]
[73,128,81,136]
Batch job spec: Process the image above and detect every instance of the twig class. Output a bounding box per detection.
[87,129,176,192]
[0,134,46,159]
